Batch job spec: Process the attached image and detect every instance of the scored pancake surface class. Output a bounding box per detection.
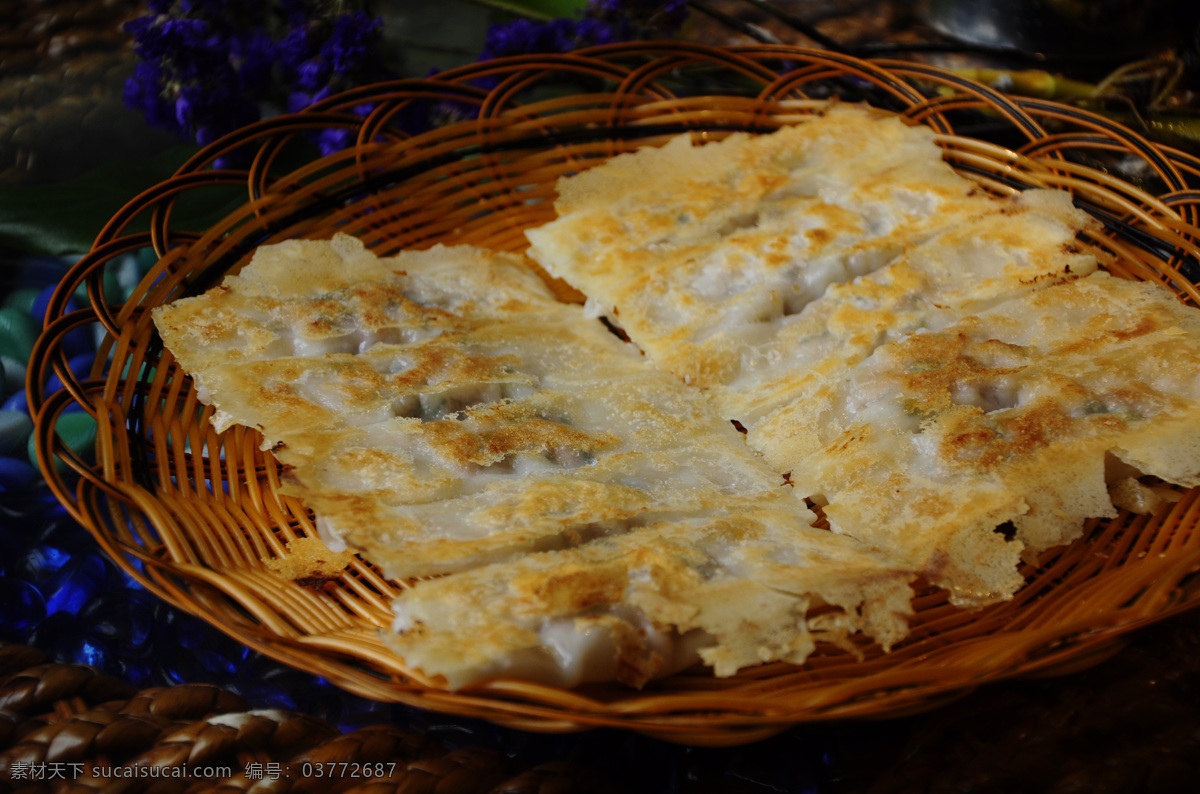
[715,189,1099,429]
[525,103,1006,387]
[153,234,915,688]
[764,273,1200,605]
[390,504,914,689]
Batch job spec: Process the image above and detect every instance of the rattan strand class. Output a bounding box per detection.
[29,44,1200,745]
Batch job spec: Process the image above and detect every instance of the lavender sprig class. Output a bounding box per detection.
[123,0,388,156]
[479,0,689,60]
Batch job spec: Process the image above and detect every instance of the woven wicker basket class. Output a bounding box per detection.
[30,44,1200,746]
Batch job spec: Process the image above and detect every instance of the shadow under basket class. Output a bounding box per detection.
[30,43,1200,746]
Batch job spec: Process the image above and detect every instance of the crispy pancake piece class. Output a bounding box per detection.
[388,504,913,689]
[154,236,792,578]
[758,273,1200,606]
[153,234,557,378]
[526,103,1009,386]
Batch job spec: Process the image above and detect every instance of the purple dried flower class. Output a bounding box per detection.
[280,12,382,94]
[173,89,194,128]
[314,103,378,155]
[277,23,316,74]
[296,57,328,92]
[195,125,218,147]
[480,16,621,61]
[478,0,689,65]
[122,60,175,130]
[131,18,221,72]
[123,0,389,156]
[480,18,534,60]
[229,29,278,92]
[589,0,690,34]
[575,17,621,46]
[545,18,580,52]
[124,12,258,141]
[316,127,355,156]
[324,11,382,74]
[287,85,331,113]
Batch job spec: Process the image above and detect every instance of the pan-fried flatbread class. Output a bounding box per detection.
[525,103,1014,386]
[155,237,785,576]
[390,504,912,689]
[153,235,916,687]
[760,273,1200,605]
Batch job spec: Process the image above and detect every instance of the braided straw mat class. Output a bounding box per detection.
[0,645,615,792]
[29,44,1200,745]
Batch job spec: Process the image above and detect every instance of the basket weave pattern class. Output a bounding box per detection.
[29,44,1200,745]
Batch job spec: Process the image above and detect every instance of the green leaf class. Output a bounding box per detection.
[463,0,589,22]
[0,145,203,257]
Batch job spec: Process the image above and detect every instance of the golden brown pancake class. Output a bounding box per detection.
[526,103,1014,387]
[390,504,913,688]
[760,273,1200,605]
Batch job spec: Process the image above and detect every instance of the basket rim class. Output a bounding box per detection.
[29,43,1200,745]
